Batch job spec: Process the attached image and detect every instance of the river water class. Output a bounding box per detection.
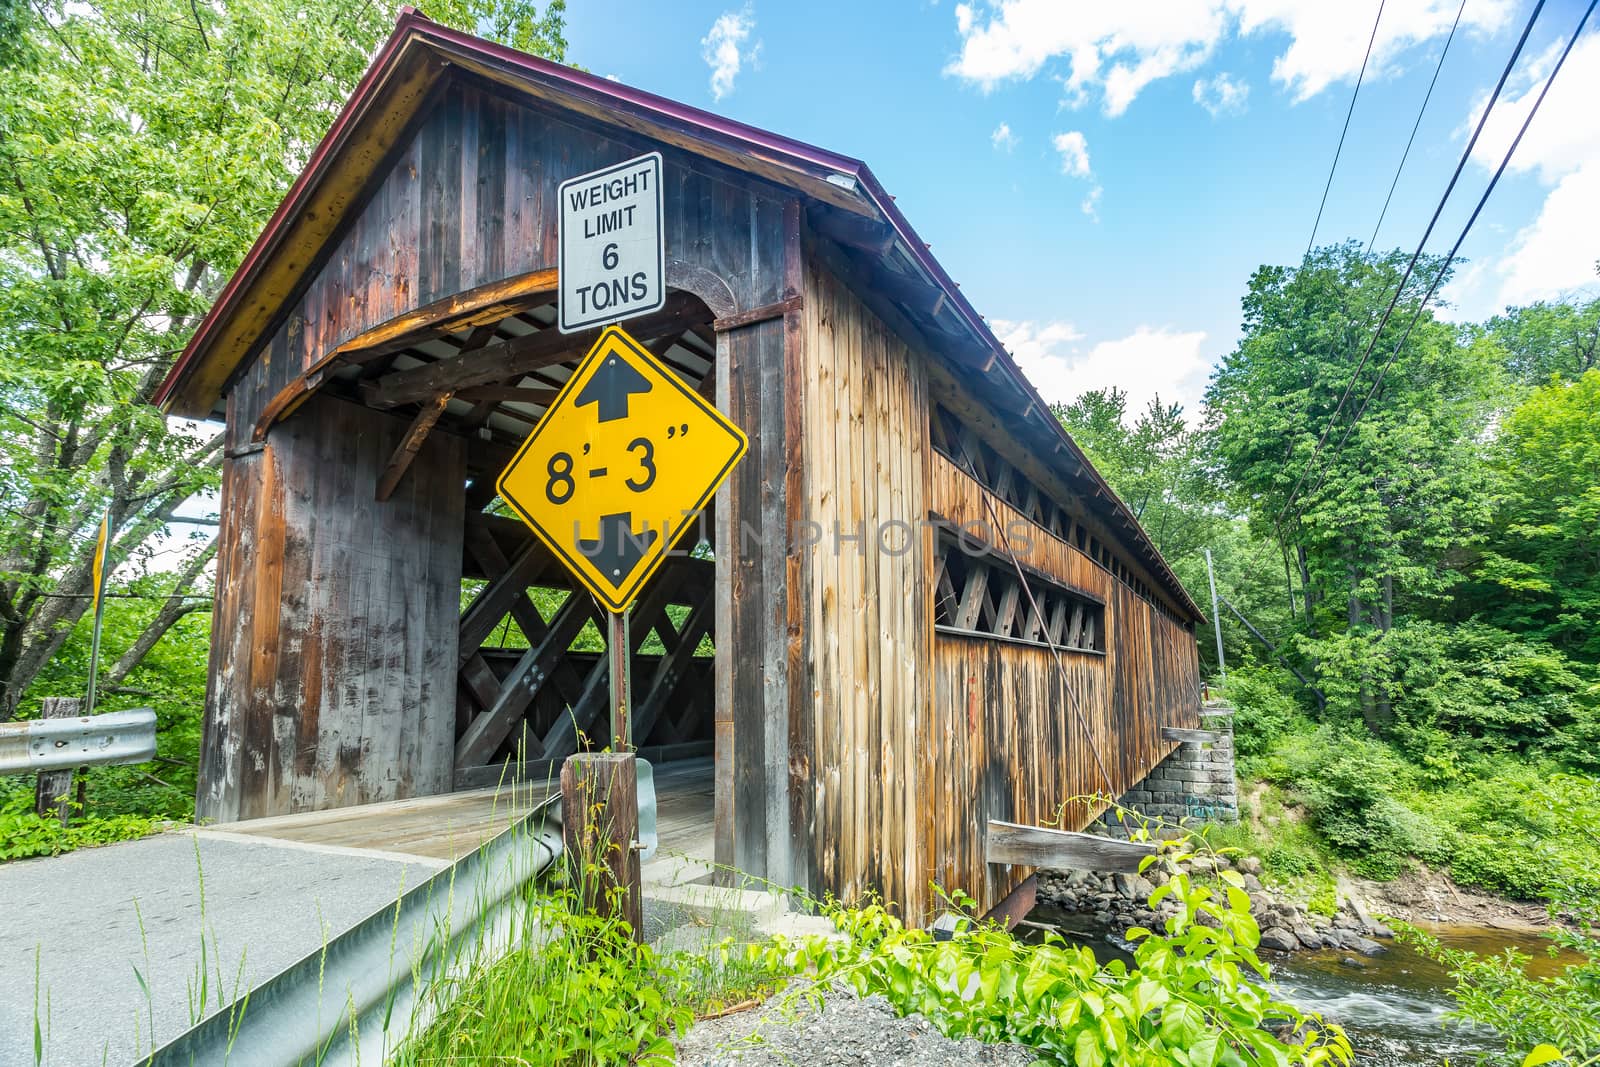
[1029,905,1576,1065]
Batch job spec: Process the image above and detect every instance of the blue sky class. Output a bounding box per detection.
[561,0,1600,421]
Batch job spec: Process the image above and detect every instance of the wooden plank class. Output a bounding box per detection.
[985,820,1156,873]
[1161,726,1221,745]
[453,384,559,405]
[712,294,802,334]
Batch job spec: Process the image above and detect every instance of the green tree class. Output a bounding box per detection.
[1471,370,1600,663]
[1055,389,1304,684]
[1205,244,1504,729]
[1054,388,1218,566]
[1483,294,1600,386]
[0,0,566,716]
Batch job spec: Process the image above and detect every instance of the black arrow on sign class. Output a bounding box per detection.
[577,512,658,586]
[575,354,653,422]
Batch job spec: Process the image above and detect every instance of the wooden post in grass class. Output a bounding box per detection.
[34,697,82,823]
[561,752,643,939]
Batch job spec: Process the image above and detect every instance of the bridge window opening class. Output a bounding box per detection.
[932,531,1105,655]
[929,401,1184,627]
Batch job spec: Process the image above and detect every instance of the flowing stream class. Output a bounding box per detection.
[1028,904,1576,1064]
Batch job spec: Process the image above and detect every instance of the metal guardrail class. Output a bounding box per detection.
[143,759,658,1065]
[0,707,157,776]
[146,790,566,1067]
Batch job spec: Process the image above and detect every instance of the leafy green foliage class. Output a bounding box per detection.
[1223,667,1308,759]
[1467,370,1600,666]
[0,790,161,860]
[1243,721,1600,900]
[0,0,566,713]
[762,852,1352,1067]
[1482,296,1600,386]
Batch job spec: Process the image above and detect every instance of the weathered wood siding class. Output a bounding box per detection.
[922,452,1201,912]
[205,80,797,849]
[796,254,930,915]
[199,394,464,822]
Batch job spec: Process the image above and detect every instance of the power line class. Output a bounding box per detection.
[1294,0,1599,517]
[1365,0,1466,255]
[1275,0,1548,526]
[1307,0,1386,256]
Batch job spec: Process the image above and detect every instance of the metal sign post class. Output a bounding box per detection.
[608,611,632,751]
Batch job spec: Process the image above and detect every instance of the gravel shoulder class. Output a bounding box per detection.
[675,983,1038,1067]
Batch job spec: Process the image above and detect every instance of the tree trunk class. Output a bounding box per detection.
[1297,544,1316,636]
[105,539,217,687]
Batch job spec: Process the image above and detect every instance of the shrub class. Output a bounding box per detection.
[0,791,162,860]
[1399,882,1600,1063]
[1273,728,1449,878]
[1225,666,1310,759]
[762,846,1352,1067]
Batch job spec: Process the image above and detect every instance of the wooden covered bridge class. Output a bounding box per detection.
[155,11,1205,926]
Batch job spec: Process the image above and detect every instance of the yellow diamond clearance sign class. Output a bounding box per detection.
[497,325,748,613]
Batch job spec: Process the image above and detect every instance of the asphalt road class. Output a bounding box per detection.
[0,830,439,1067]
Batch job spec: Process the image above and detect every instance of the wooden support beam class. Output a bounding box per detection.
[541,567,691,761]
[875,269,946,318]
[809,203,897,256]
[712,294,803,334]
[453,384,560,406]
[34,697,81,823]
[375,391,453,501]
[317,267,558,370]
[630,592,714,743]
[1161,726,1222,746]
[364,292,706,409]
[981,874,1038,932]
[561,753,643,939]
[993,579,1021,638]
[458,535,550,660]
[454,589,598,769]
[956,563,989,630]
[985,820,1157,873]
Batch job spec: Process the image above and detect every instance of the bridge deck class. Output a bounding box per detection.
[209,757,716,865]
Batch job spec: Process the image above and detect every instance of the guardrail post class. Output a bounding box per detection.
[560,752,642,940]
[35,697,81,822]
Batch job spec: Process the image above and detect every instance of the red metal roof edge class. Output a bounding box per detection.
[153,10,1203,622]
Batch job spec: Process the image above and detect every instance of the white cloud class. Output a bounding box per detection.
[1052,130,1091,177]
[702,7,760,102]
[1236,0,1512,101]
[1081,185,1103,220]
[1467,31,1600,183]
[1494,160,1600,307]
[1451,31,1600,310]
[996,320,1212,419]
[991,121,1018,150]
[1193,71,1249,115]
[945,0,1510,113]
